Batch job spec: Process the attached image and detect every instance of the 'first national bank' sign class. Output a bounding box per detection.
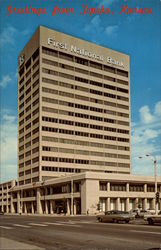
[48,38,124,68]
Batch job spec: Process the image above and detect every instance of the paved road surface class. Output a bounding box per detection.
[0,215,161,250]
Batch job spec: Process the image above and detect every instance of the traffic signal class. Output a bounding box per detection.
[155,192,160,203]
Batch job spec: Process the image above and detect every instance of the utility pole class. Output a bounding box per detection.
[139,154,158,215]
[154,158,158,215]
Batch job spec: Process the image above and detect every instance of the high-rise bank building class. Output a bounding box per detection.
[18,26,131,185]
[0,26,160,215]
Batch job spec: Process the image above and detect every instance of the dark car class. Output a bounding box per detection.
[97,210,134,223]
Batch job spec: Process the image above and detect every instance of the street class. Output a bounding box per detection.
[0,215,161,250]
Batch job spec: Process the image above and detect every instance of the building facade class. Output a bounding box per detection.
[0,180,17,213]
[1,26,160,216]
[18,26,131,186]
[0,173,161,215]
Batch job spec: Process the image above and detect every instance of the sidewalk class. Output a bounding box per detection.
[0,237,45,250]
[5,213,92,217]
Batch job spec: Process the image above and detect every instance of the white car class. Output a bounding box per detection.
[130,209,151,218]
[137,209,151,218]
[147,209,160,215]
[144,212,161,225]
[129,209,139,217]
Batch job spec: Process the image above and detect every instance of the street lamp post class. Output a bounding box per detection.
[139,154,158,215]
[146,155,157,215]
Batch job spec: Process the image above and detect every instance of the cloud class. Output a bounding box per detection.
[84,16,103,34]
[0,26,17,47]
[132,101,161,176]
[91,15,101,27]
[0,75,12,88]
[105,25,118,36]
[0,26,32,48]
[139,105,154,124]
[94,0,119,7]
[139,102,161,125]
[84,16,118,40]
[3,114,16,124]
[154,101,161,116]
[0,69,18,88]
[132,128,160,145]
[0,110,17,183]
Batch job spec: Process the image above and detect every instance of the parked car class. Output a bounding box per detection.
[147,209,161,215]
[97,210,134,223]
[137,209,151,218]
[147,209,156,215]
[144,212,161,225]
[129,209,139,217]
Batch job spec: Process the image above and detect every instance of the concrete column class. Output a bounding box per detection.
[116,198,121,210]
[143,198,147,210]
[6,202,9,213]
[24,202,27,214]
[106,197,110,211]
[31,202,34,214]
[50,200,53,214]
[17,191,20,214]
[36,188,42,214]
[10,193,14,213]
[81,179,99,215]
[45,201,48,214]
[67,199,70,215]
[126,198,129,211]
[73,200,76,215]
[126,183,129,192]
[144,184,147,193]
[134,198,138,209]
[107,182,110,192]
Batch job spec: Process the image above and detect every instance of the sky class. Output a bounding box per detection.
[0,0,161,183]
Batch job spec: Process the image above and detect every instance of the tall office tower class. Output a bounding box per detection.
[18,26,131,185]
